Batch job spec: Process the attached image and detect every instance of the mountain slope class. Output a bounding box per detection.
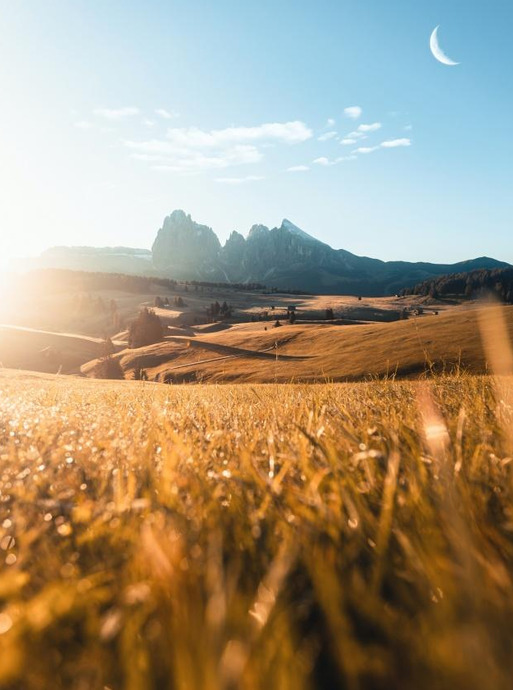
[149,212,509,294]
[32,211,510,296]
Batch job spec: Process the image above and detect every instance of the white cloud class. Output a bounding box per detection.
[215,175,265,184]
[287,165,309,172]
[143,119,155,128]
[313,155,354,166]
[380,138,411,148]
[326,118,336,127]
[340,138,357,145]
[352,138,412,156]
[93,107,140,120]
[318,131,338,142]
[357,122,381,133]
[163,121,312,148]
[125,120,312,174]
[344,106,362,120]
[155,108,178,119]
[344,122,381,141]
[354,146,378,154]
[128,143,262,172]
[74,120,93,129]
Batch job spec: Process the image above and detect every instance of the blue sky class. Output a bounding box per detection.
[0,0,512,265]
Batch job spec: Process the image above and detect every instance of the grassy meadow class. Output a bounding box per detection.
[1,372,513,689]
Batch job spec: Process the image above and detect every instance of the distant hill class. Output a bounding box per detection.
[27,246,153,275]
[402,267,513,302]
[80,306,513,383]
[31,210,510,296]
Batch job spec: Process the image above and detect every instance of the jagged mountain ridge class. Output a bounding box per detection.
[31,209,510,296]
[150,210,510,295]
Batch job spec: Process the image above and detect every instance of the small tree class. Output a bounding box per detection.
[154,295,164,308]
[428,284,438,299]
[134,367,148,381]
[101,337,116,357]
[129,308,164,349]
[93,356,124,380]
[325,307,334,320]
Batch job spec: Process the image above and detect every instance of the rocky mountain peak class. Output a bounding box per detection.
[167,209,190,223]
[146,210,510,295]
[247,224,270,239]
[151,210,221,271]
[281,218,323,243]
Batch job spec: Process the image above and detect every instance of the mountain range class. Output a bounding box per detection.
[32,210,510,296]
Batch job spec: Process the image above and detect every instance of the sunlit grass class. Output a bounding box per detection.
[1,374,513,689]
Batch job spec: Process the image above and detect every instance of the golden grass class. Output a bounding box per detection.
[84,305,513,383]
[1,372,513,689]
[0,326,104,374]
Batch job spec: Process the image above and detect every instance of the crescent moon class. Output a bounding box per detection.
[430,25,460,66]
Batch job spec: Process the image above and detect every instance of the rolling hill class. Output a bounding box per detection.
[80,305,513,383]
[0,325,110,374]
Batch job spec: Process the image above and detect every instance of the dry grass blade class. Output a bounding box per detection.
[1,372,513,689]
[477,304,513,451]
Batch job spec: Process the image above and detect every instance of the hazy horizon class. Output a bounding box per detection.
[9,208,512,269]
[1,0,512,268]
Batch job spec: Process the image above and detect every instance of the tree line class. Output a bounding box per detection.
[401,267,513,303]
[21,268,307,295]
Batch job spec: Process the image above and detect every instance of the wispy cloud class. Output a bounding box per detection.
[344,106,362,120]
[354,146,378,154]
[357,122,381,133]
[163,121,312,147]
[318,131,338,142]
[155,108,178,119]
[353,138,412,156]
[287,165,309,172]
[326,118,336,127]
[313,155,355,166]
[340,137,357,146]
[74,120,93,130]
[380,138,411,148]
[93,107,140,120]
[125,121,312,174]
[215,175,265,184]
[130,145,262,172]
[142,119,155,128]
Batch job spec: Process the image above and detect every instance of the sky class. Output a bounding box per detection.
[0,0,512,267]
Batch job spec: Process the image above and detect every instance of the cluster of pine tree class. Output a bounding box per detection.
[401,268,513,303]
[93,356,124,380]
[154,295,188,308]
[128,308,164,348]
[25,268,312,297]
[26,269,274,295]
[206,301,232,320]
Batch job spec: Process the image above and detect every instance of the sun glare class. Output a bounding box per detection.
[1,2,512,688]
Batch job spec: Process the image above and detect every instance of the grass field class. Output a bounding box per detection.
[83,305,513,383]
[1,371,513,689]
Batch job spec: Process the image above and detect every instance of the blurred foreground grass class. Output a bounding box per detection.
[1,374,513,689]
